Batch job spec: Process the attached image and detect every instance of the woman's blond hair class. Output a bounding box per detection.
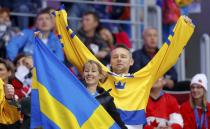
[190,91,207,111]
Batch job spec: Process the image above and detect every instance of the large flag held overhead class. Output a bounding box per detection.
[31,36,120,129]
[55,8,195,125]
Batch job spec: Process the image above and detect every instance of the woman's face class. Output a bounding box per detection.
[0,63,10,82]
[99,28,113,42]
[190,84,205,99]
[83,63,100,87]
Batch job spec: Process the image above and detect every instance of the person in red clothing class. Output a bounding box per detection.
[144,77,183,129]
[11,54,32,99]
[180,73,210,129]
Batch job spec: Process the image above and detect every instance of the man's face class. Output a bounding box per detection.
[110,48,133,74]
[143,28,158,49]
[82,14,98,32]
[36,13,54,32]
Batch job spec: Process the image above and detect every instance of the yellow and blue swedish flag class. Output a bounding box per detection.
[31,37,120,129]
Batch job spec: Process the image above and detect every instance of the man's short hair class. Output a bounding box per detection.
[82,11,100,23]
[36,7,54,20]
[142,27,158,37]
[112,44,132,58]
[114,44,130,51]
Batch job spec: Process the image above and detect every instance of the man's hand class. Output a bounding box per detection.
[183,15,195,28]
[34,31,42,37]
[4,84,15,99]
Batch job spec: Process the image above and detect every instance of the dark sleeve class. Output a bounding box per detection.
[165,66,177,82]
[107,97,127,129]
[129,50,144,73]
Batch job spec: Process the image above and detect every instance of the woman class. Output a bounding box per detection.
[83,60,127,129]
[0,58,20,129]
[98,27,132,50]
[180,73,210,129]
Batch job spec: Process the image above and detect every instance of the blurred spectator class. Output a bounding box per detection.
[68,0,113,30]
[99,27,115,50]
[68,0,94,30]
[98,26,132,50]
[0,58,21,129]
[129,28,177,89]
[68,0,131,36]
[77,11,110,64]
[12,54,32,129]
[144,77,183,129]
[12,54,32,99]
[6,8,64,62]
[180,74,210,129]
[0,8,19,59]
[0,0,42,29]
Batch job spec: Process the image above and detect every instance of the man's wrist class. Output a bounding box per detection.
[5,96,12,100]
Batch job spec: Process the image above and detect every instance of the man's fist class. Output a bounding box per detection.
[4,84,15,99]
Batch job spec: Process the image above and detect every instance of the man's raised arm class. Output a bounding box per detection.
[134,16,194,83]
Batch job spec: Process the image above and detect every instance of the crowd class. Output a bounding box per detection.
[0,0,209,129]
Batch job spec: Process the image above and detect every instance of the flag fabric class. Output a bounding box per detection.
[31,36,120,129]
[55,8,195,125]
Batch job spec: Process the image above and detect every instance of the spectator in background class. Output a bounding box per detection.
[68,0,94,30]
[130,28,177,89]
[12,54,33,129]
[180,74,210,129]
[0,58,20,129]
[77,11,110,65]
[68,0,131,36]
[0,8,19,59]
[144,77,183,129]
[6,8,64,62]
[98,26,132,50]
[12,54,33,100]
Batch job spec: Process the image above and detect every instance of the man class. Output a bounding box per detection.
[55,9,194,129]
[144,77,183,129]
[77,11,109,63]
[6,8,64,61]
[130,28,177,89]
